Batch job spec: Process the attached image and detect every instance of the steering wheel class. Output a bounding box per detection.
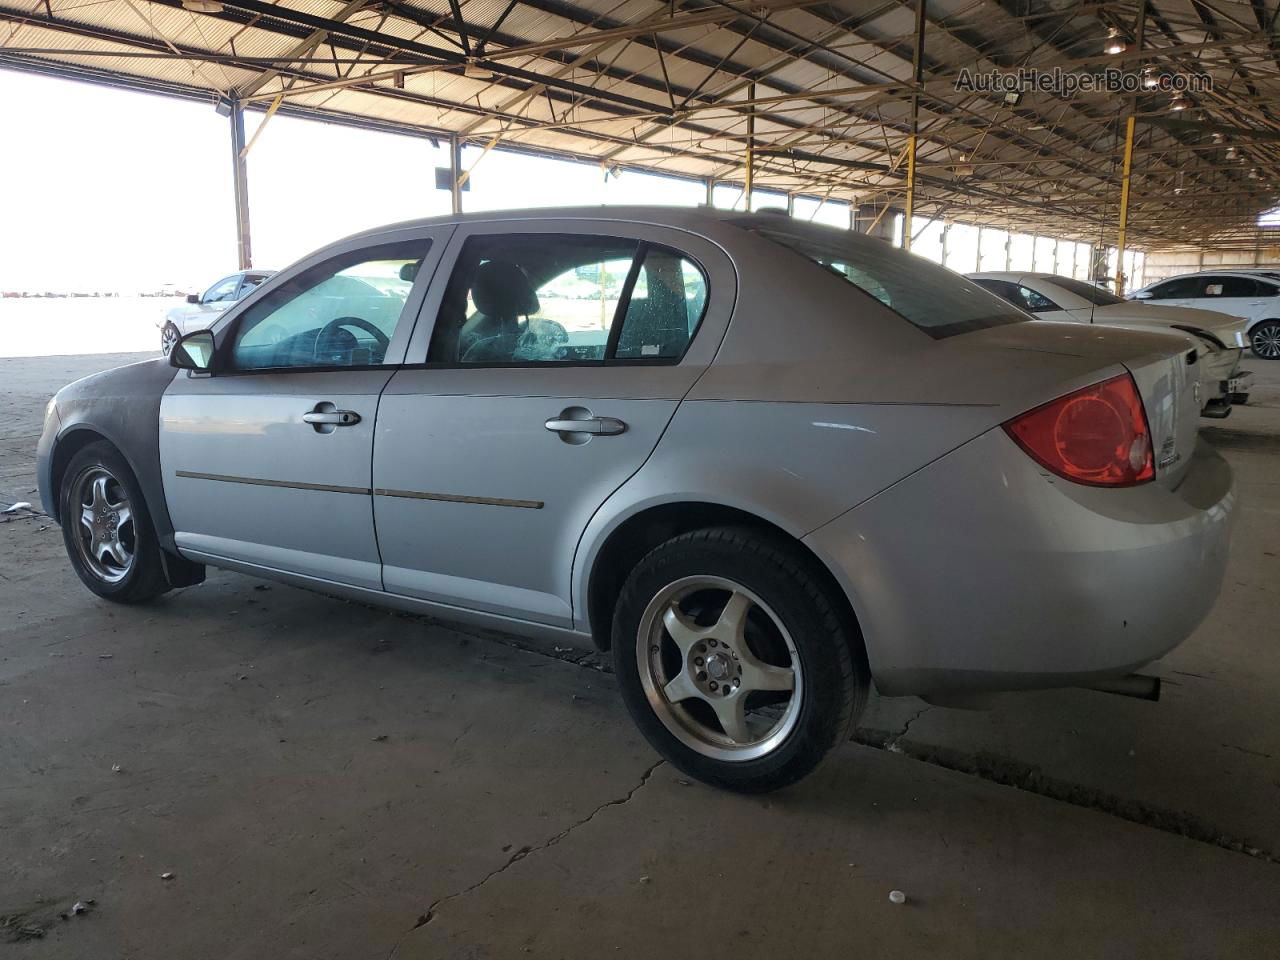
[314,316,390,364]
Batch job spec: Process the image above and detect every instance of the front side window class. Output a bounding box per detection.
[229,240,427,370]
[203,276,240,303]
[757,228,1025,339]
[1147,277,1201,299]
[427,234,708,364]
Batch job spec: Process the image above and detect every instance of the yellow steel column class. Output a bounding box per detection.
[903,0,926,251]
[904,134,917,251]
[1116,114,1136,293]
[744,82,755,205]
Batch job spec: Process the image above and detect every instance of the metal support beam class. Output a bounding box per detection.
[449,134,463,215]
[1116,114,1137,293]
[1116,1,1146,295]
[744,82,756,205]
[902,0,926,252]
[706,178,715,207]
[229,97,252,270]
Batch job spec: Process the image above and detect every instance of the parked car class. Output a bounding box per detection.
[1127,271,1280,360]
[38,208,1234,792]
[969,271,1252,416]
[159,271,274,354]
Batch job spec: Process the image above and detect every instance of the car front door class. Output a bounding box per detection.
[1143,276,1204,308]
[371,221,733,626]
[158,225,452,589]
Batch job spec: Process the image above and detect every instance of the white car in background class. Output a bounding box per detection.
[1128,271,1280,360]
[159,270,274,354]
[969,272,1252,417]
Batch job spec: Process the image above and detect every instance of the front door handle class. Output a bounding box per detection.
[303,410,361,426]
[544,416,627,436]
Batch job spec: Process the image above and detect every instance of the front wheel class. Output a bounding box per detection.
[612,527,868,793]
[160,321,180,356]
[60,441,170,603]
[1251,320,1280,360]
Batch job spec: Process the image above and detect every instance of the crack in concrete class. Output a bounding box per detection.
[855,727,1277,865]
[883,705,931,754]
[387,759,664,958]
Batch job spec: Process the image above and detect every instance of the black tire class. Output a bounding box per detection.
[59,441,170,604]
[160,322,180,356]
[1251,320,1280,360]
[612,526,869,793]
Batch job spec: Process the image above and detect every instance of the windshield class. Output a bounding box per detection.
[756,229,1027,339]
[1046,276,1126,306]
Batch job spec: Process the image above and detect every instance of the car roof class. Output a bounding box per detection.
[1156,270,1277,279]
[339,204,849,247]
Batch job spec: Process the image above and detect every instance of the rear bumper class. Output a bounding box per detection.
[805,428,1235,697]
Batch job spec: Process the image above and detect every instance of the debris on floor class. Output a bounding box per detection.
[889,890,907,904]
[160,872,175,881]
[2,501,32,514]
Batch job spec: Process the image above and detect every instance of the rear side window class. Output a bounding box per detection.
[427,234,708,364]
[757,229,1025,339]
[1201,275,1257,297]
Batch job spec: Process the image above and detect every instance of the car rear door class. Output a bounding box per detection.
[1192,274,1261,319]
[371,220,734,627]
[159,225,452,590]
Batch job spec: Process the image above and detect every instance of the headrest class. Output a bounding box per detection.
[472,259,539,318]
[399,261,420,282]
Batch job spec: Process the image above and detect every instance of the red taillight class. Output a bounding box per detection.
[1003,373,1155,487]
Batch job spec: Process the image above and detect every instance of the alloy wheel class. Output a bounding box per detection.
[635,576,803,762]
[71,467,136,584]
[1252,322,1280,360]
[161,325,179,356]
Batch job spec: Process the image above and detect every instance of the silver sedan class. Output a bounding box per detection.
[37,207,1234,792]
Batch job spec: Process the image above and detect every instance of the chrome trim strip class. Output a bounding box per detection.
[175,471,370,496]
[174,471,543,509]
[374,487,544,510]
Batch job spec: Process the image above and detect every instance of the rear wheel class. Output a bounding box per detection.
[612,527,868,792]
[60,441,169,603]
[1251,320,1280,360]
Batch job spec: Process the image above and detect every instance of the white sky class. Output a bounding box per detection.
[0,68,858,294]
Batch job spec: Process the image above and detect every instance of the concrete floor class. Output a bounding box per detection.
[2,353,1278,958]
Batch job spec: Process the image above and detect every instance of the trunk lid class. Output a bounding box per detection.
[1125,342,1202,489]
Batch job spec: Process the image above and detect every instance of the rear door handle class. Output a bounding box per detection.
[544,416,627,436]
[303,410,361,426]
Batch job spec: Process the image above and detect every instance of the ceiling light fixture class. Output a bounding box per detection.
[1170,93,1191,111]
[1104,27,1127,55]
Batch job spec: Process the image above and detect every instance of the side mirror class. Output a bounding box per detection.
[170,330,216,371]
[187,293,200,304]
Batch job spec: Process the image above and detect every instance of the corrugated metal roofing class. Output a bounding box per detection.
[1,0,1277,245]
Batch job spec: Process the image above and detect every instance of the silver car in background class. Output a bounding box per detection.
[969,271,1252,416]
[159,270,274,355]
[38,208,1235,791]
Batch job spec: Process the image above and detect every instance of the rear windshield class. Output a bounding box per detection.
[756,229,1027,339]
[1046,276,1125,306]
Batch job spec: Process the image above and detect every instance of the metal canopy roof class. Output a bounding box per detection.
[2,0,1278,248]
